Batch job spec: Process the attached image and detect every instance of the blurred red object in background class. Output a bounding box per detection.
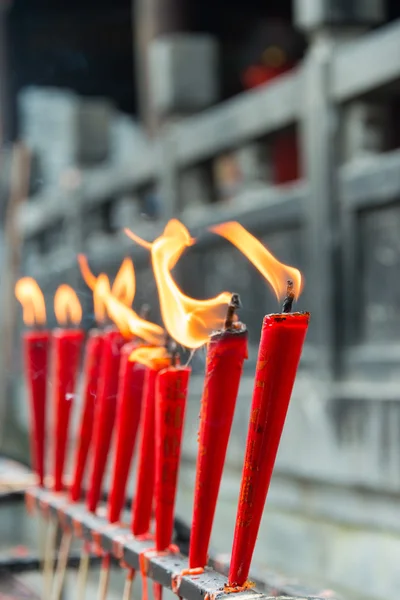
[242,47,299,185]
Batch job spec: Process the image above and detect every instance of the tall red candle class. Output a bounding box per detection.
[23,330,50,486]
[189,299,248,569]
[131,356,170,536]
[70,330,104,502]
[154,364,191,551]
[228,311,309,587]
[53,328,84,492]
[87,328,125,513]
[15,277,49,487]
[107,343,147,523]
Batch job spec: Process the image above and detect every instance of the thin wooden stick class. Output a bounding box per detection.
[51,529,73,600]
[153,581,163,600]
[77,545,90,600]
[97,555,111,600]
[39,514,47,570]
[122,569,135,600]
[77,542,90,600]
[43,517,57,600]
[0,473,37,491]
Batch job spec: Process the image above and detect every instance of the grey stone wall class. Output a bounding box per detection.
[177,374,400,600]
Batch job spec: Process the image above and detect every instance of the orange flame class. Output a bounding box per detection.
[15,277,46,327]
[77,254,97,291]
[124,220,232,349]
[210,221,303,302]
[93,274,111,324]
[78,253,161,343]
[105,293,165,346]
[111,257,135,306]
[129,346,170,369]
[54,284,82,326]
[78,254,136,306]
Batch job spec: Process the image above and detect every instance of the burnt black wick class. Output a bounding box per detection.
[165,334,179,366]
[282,280,295,314]
[224,293,241,330]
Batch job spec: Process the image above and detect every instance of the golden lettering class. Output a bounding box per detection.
[250,407,260,425]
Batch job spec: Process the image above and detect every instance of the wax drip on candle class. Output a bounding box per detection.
[282,279,295,314]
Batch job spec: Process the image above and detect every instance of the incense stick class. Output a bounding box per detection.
[122,570,134,600]
[51,529,73,600]
[43,517,57,600]
[39,514,47,567]
[97,556,110,600]
[77,545,90,600]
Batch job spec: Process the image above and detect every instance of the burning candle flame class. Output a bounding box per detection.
[210,221,303,302]
[124,220,232,349]
[129,346,170,369]
[15,277,46,327]
[93,274,111,324]
[111,257,135,306]
[79,254,136,324]
[78,254,136,306]
[106,294,165,346]
[77,254,97,291]
[91,276,165,345]
[54,284,82,326]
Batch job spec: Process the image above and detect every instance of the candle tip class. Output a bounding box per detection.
[282,280,295,313]
[224,293,241,330]
[165,334,179,366]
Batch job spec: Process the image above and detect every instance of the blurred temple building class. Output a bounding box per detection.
[2,1,400,599]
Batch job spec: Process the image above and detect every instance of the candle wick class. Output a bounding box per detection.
[165,334,179,366]
[224,293,241,330]
[282,280,295,313]
[34,319,43,332]
[171,350,179,367]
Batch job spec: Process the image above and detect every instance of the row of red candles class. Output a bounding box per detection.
[18,219,309,589]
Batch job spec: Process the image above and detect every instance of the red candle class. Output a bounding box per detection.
[207,221,309,586]
[107,343,147,523]
[228,311,309,587]
[80,270,164,515]
[15,277,49,486]
[70,330,104,502]
[23,330,50,486]
[52,328,84,492]
[189,298,248,569]
[87,328,125,513]
[131,354,170,536]
[154,364,191,551]
[52,285,84,493]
